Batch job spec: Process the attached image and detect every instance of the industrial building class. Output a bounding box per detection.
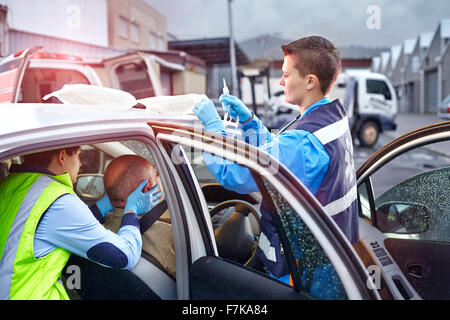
[373,19,450,115]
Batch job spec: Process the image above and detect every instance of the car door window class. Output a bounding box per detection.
[68,139,177,299]
[359,140,450,241]
[258,176,348,299]
[171,144,348,300]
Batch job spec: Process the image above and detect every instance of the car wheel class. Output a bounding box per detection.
[358,121,379,147]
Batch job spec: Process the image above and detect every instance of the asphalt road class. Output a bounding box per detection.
[354,132,450,198]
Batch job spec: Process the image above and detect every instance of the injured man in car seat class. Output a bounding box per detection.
[102,155,176,278]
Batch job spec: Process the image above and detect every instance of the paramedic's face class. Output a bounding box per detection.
[64,148,82,184]
[279,55,307,107]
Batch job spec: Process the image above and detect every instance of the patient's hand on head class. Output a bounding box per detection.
[103,155,164,212]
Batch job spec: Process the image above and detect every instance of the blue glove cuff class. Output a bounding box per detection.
[96,194,114,217]
[204,119,226,135]
[124,203,137,215]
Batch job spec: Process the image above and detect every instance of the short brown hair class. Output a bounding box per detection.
[281,36,341,94]
[23,147,80,168]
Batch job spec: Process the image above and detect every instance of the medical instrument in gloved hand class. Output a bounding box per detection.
[222,78,230,124]
[222,78,241,138]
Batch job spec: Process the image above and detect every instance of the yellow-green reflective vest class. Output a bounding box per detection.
[0,171,75,300]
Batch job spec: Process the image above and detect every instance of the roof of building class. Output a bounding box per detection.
[168,37,251,66]
[419,32,434,48]
[380,51,391,72]
[371,56,381,71]
[403,38,417,55]
[390,44,402,69]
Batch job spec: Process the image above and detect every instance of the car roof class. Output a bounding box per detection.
[0,103,197,137]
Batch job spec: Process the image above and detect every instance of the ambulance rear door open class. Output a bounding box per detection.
[0,48,36,103]
[102,52,166,99]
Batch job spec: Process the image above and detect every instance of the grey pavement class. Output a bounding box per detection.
[381,113,450,158]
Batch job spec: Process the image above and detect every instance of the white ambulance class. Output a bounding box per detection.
[0,47,166,104]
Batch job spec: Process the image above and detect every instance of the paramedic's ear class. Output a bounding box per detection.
[306,74,320,91]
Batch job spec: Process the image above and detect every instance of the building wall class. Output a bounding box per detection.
[0,0,108,47]
[422,29,441,71]
[442,45,450,100]
[172,70,206,95]
[404,41,421,83]
[107,0,166,51]
[7,29,127,59]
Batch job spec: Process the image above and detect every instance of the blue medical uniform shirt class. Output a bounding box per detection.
[204,97,331,196]
[34,193,142,269]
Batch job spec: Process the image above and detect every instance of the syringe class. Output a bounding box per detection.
[222,78,230,123]
[222,78,240,138]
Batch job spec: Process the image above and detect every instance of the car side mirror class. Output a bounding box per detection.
[75,174,105,201]
[375,202,430,234]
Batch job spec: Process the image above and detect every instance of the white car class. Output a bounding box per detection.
[263,91,299,130]
[1,102,449,300]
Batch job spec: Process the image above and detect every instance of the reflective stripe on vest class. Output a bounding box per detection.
[0,175,54,299]
[310,116,358,217]
[292,99,359,243]
[0,172,73,300]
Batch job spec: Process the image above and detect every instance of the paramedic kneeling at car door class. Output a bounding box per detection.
[0,147,161,300]
[194,36,358,299]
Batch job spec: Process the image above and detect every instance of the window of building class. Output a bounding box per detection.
[157,35,166,50]
[118,16,129,39]
[130,22,140,44]
[149,32,157,50]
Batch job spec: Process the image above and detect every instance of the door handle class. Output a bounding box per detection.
[406,264,430,282]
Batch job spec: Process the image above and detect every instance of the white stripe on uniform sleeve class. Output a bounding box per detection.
[323,184,357,217]
[313,116,349,145]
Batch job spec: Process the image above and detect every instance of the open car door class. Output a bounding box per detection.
[356,121,450,299]
[0,47,39,103]
[151,122,379,300]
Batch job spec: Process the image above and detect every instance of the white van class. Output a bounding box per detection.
[329,70,398,147]
[265,70,398,147]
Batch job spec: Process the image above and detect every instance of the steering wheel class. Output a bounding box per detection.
[209,200,260,267]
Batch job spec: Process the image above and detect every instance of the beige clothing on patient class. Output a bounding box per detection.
[103,208,176,278]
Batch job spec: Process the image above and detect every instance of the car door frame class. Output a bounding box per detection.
[355,120,450,299]
[0,117,208,300]
[356,121,450,227]
[150,121,379,300]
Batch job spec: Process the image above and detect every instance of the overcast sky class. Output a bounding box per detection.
[147,0,450,47]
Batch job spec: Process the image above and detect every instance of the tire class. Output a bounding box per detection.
[358,120,379,147]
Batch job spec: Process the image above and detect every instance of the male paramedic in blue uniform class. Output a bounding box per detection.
[193,36,358,299]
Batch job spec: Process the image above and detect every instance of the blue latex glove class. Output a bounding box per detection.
[193,97,225,134]
[124,180,162,215]
[96,193,115,217]
[219,94,252,123]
